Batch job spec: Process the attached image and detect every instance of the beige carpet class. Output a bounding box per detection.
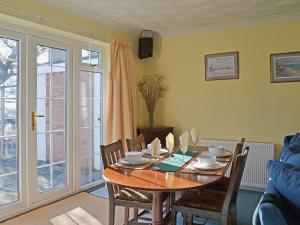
[2,193,130,225]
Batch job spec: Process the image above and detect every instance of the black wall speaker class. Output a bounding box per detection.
[139,37,153,59]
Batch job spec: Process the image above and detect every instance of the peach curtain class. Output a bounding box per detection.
[106,39,137,145]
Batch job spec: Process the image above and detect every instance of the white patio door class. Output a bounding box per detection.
[28,36,73,203]
[0,29,26,216]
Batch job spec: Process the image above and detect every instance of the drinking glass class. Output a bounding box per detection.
[152,147,160,170]
[180,144,188,162]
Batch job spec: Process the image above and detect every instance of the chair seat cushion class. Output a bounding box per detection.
[174,189,226,212]
[116,188,168,203]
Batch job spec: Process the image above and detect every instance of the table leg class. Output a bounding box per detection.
[152,191,164,225]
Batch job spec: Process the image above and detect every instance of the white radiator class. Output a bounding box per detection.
[200,139,274,190]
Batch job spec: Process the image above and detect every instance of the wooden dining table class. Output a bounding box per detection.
[103,146,232,225]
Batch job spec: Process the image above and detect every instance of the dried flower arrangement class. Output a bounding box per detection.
[138,74,166,126]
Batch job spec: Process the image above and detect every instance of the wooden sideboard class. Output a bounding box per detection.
[137,126,174,147]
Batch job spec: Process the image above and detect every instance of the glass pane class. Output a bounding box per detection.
[36,45,67,193]
[81,49,90,64]
[36,99,50,133]
[37,166,51,193]
[90,51,99,65]
[37,133,50,166]
[0,37,19,206]
[53,163,66,187]
[0,174,18,206]
[52,131,65,163]
[80,156,91,186]
[4,87,17,98]
[94,100,101,126]
[37,46,50,65]
[81,49,101,65]
[80,99,92,128]
[0,138,17,175]
[4,75,17,87]
[37,74,50,99]
[51,99,65,130]
[94,73,101,99]
[51,72,65,98]
[80,70,92,99]
[79,70,102,186]
[51,48,66,67]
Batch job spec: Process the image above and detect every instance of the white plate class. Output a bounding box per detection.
[142,148,169,155]
[189,161,226,170]
[119,157,150,165]
[202,150,232,158]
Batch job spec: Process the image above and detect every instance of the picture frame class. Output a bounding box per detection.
[205,52,239,81]
[270,52,300,83]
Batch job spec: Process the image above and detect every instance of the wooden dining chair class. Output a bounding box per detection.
[171,147,249,225]
[126,135,146,152]
[201,138,245,193]
[101,140,170,225]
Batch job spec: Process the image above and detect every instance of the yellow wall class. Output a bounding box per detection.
[1,1,300,157]
[144,20,300,157]
[0,0,145,125]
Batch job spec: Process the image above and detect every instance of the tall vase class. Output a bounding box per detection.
[148,110,154,127]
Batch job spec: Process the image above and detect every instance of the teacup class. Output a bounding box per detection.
[125,151,142,163]
[197,155,216,166]
[147,144,162,151]
[208,146,224,156]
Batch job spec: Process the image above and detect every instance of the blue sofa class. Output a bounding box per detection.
[253,133,300,225]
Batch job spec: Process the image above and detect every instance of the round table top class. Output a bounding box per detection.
[103,166,226,192]
[103,146,232,192]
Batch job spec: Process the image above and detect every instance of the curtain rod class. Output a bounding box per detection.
[0,2,116,43]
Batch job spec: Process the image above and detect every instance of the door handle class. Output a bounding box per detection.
[32,112,45,131]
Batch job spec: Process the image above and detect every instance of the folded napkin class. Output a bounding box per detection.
[190,128,199,144]
[179,131,189,150]
[166,132,174,150]
[151,138,161,157]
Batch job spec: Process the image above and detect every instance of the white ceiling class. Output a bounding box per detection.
[36,0,300,36]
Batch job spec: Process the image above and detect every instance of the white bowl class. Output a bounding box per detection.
[197,155,216,166]
[125,151,142,162]
[208,146,224,156]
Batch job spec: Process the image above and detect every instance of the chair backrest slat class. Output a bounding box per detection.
[126,135,146,152]
[100,140,125,169]
[222,147,249,214]
[229,138,245,177]
[100,140,125,198]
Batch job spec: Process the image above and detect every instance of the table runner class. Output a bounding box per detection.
[152,151,198,172]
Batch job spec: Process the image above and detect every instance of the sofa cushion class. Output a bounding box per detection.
[260,193,297,225]
[259,202,288,225]
[286,153,300,167]
[280,142,300,162]
[268,160,300,220]
[284,133,300,146]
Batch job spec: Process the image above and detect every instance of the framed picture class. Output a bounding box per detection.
[205,52,239,81]
[270,52,300,83]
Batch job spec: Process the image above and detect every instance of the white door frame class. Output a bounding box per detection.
[75,44,105,191]
[0,28,27,216]
[27,35,74,204]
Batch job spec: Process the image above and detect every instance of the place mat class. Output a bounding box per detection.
[152,150,198,172]
[181,160,229,176]
[110,160,155,170]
